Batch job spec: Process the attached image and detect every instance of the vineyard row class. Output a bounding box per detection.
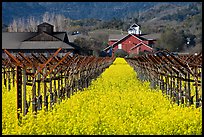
[125,50,202,108]
[2,48,115,121]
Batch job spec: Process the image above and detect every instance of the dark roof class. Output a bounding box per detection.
[109,34,151,44]
[132,34,148,41]
[2,32,74,50]
[53,32,66,41]
[140,33,161,40]
[20,41,74,49]
[129,23,140,28]
[38,22,54,27]
[2,32,36,49]
[24,32,61,41]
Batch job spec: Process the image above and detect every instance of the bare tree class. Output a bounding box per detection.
[27,16,37,32]
[8,12,69,32]
[55,14,66,31]
[8,19,18,32]
[17,18,25,32]
[42,12,50,23]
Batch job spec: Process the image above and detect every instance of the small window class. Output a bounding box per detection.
[118,44,122,49]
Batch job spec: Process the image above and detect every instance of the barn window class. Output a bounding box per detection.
[118,44,122,49]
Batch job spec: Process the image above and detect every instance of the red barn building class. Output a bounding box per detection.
[104,23,157,56]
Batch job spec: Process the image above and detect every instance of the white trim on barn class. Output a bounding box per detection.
[130,41,153,51]
[103,46,112,51]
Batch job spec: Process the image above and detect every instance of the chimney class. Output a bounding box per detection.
[37,22,54,34]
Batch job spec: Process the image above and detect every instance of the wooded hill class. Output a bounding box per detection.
[2,2,202,54]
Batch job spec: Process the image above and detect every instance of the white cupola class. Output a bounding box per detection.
[128,23,141,35]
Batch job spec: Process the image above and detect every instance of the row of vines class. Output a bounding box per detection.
[2,58,202,135]
[125,50,202,108]
[2,48,115,121]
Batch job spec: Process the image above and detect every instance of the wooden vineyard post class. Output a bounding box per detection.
[16,66,22,122]
[64,71,69,98]
[43,68,48,111]
[169,73,173,98]
[175,73,179,106]
[85,68,88,88]
[68,72,73,97]
[54,76,57,103]
[64,71,68,98]
[58,72,61,104]
[78,71,82,91]
[37,73,41,110]
[32,67,37,113]
[44,79,48,111]
[3,67,7,88]
[157,68,160,87]
[184,74,187,106]
[187,73,192,106]
[23,68,27,116]
[61,70,65,100]
[73,71,76,93]
[172,75,176,103]
[194,66,199,108]
[8,68,11,91]
[179,73,184,105]
[80,70,84,89]
[50,74,53,109]
[165,76,169,96]
[161,76,164,95]
[12,68,15,87]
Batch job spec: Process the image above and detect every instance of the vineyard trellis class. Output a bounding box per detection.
[125,50,202,108]
[2,48,115,121]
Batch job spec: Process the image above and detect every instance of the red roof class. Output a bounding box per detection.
[111,34,149,47]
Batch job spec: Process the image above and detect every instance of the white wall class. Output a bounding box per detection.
[128,26,141,35]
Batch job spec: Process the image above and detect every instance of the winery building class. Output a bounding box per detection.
[2,22,80,56]
[103,23,158,56]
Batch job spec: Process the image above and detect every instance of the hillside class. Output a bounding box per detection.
[2,2,191,25]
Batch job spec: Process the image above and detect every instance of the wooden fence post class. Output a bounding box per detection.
[23,68,27,116]
[50,74,53,109]
[3,67,7,88]
[32,67,37,113]
[58,72,61,103]
[8,68,11,91]
[194,66,199,108]
[37,73,42,110]
[187,73,192,106]
[16,66,22,122]
[12,68,15,87]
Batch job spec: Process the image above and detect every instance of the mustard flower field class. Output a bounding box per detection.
[2,58,202,135]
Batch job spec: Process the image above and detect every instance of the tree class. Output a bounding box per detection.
[23,16,37,32]
[73,36,105,56]
[156,28,186,52]
[8,19,18,32]
[17,18,25,32]
[42,12,50,23]
[54,14,66,31]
